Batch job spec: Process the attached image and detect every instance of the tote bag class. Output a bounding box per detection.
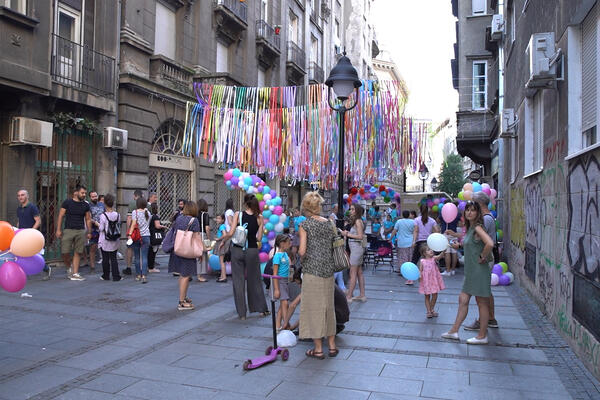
[330,222,350,272]
[174,217,204,259]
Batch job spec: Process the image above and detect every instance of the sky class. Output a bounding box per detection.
[372,0,458,124]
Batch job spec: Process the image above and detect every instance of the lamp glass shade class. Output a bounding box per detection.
[332,80,355,99]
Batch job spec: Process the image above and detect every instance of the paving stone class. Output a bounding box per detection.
[421,380,568,400]
[118,379,219,399]
[347,349,429,367]
[336,333,398,349]
[113,329,178,348]
[267,381,370,400]
[299,357,385,376]
[470,371,570,396]
[426,356,513,375]
[80,373,140,393]
[466,344,548,363]
[381,364,469,385]
[393,337,469,356]
[57,344,139,370]
[328,373,422,396]
[53,388,140,400]
[0,340,64,362]
[0,364,83,400]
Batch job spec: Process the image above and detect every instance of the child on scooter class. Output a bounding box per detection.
[272,234,292,332]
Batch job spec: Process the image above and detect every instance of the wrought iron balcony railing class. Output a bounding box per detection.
[287,41,306,70]
[256,20,280,50]
[215,0,247,23]
[51,34,115,98]
[309,62,324,83]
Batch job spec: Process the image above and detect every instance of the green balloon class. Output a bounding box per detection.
[384,196,391,203]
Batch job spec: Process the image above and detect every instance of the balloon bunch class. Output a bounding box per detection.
[419,196,450,213]
[457,183,498,217]
[223,169,288,263]
[345,184,400,205]
[491,262,513,286]
[0,222,46,293]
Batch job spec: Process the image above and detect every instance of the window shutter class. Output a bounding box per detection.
[472,0,486,14]
[582,4,597,133]
[534,93,544,169]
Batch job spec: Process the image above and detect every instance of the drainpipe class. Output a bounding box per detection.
[113,0,122,195]
[497,0,505,227]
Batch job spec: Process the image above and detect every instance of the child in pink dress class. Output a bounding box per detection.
[418,245,446,318]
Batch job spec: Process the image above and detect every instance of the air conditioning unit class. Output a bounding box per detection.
[103,127,128,150]
[491,14,504,41]
[10,117,53,147]
[526,32,557,89]
[500,108,516,137]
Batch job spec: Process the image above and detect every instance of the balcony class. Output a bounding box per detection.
[308,62,324,83]
[255,20,281,69]
[286,41,306,85]
[51,34,115,98]
[213,0,248,45]
[455,110,497,168]
[149,55,194,96]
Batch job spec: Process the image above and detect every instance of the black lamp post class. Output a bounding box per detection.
[325,54,362,225]
[419,163,429,193]
[430,177,438,191]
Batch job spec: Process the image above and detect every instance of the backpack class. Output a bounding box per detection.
[103,212,121,241]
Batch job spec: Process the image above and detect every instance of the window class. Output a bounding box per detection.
[335,19,340,40]
[289,12,298,44]
[567,3,600,158]
[506,1,515,45]
[310,36,318,64]
[258,69,266,87]
[472,61,487,110]
[154,2,176,59]
[510,136,518,182]
[216,42,228,73]
[524,92,543,174]
[261,0,268,22]
[3,0,26,14]
[472,0,486,15]
[55,3,81,84]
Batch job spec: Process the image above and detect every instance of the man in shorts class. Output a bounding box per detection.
[123,189,142,275]
[464,191,499,330]
[56,185,92,281]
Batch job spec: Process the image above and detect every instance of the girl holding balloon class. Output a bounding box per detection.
[418,244,445,318]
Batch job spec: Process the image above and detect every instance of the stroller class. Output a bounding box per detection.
[373,239,394,272]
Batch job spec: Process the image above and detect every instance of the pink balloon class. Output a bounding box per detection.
[482,187,491,196]
[490,189,497,199]
[223,170,233,181]
[441,203,458,223]
[433,198,440,205]
[273,206,283,216]
[259,201,266,210]
[16,254,45,275]
[258,252,269,263]
[0,261,26,292]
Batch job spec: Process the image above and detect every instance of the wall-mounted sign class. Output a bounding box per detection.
[149,152,194,171]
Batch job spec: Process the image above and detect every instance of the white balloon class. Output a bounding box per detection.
[279,214,287,223]
[505,272,515,283]
[427,233,449,252]
[263,194,272,201]
[275,223,284,232]
[268,239,275,247]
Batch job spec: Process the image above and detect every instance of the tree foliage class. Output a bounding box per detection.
[437,153,465,198]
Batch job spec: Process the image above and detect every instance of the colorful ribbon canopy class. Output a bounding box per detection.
[183,81,429,189]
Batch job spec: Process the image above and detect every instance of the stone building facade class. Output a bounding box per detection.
[454,0,600,380]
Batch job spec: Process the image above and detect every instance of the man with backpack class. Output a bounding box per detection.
[98,194,122,281]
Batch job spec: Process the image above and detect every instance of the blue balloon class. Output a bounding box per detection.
[226,180,232,187]
[263,186,271,195]
[265,222,274,231]
[263,210,272,219]
[209,254,221,271]
[269,214,279,224]
[261,243,271,253]
[232,168,241,177]
[401,262,420,281]
[491,210,498,218]
[261,236,268,243]
[244,176,253,186]
[472,182,482,192]
[370,186,377,193]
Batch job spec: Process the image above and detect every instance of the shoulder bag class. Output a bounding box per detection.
[150,215,165,246]
[231,212,248,249]
[330,221,350,272]
[174,217,204,259]
[200,212,213,251]
[130,210,142,243]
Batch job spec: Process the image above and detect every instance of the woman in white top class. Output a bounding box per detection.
[217,198,235,282]
[127,197,151,283]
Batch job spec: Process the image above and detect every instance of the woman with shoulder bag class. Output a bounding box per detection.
[221,194,268,320]
[168,201,201,310]
[196,199,212,283]
[216,198,235,283]
[341,204,367,303]
[298,192,339,360]
[148,203,167,273]
[128,197,151,284]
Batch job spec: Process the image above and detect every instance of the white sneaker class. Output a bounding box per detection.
[441,331,460,340]
[69,273,86,281]
[441,271,450,276]
[451,270,456,276]
[466,336,488,345]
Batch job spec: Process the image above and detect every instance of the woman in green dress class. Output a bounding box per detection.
[441,201,494,345]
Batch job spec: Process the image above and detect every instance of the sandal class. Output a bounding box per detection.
[432,311,439,317]
[216,277,228,283]
[305,349,325,360]
[426,311,433,318]
[197,276,207,282]
[135,275,141,281]
[178,300,194,311]
[328,348,339,358]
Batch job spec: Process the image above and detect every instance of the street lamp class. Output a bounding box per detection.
[325,53,362,225]
[419,163,429,192]
[430,177,438,191]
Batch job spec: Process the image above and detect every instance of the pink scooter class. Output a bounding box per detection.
[242,274,290,370]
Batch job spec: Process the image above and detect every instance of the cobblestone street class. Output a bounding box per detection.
[0,256,599,399]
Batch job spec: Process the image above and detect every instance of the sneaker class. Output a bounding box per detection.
[113,277,123,282]
[67,267,72,275]
[42,267,52,281]
[441,331,460,340]
[155,261,161,266]
[488,319,499,328]
[440,271,450,276]
[123,267,132,275]
[117,252,124,260]
[99,275,107,281]
[466,336,488,345]
[463,320,480,331]
[405,280,414,285]
[69,273,85,281]
[149,268,160,273]
[451,270,456,276]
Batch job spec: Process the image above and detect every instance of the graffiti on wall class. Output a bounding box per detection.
[545,139,566,164]
[510,185,525,251]
[559,304,600,375]
[525,182,541,247]
[567,155,600,283]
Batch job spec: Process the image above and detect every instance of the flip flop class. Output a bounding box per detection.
[328,348,339,358]
[306,349,325,360]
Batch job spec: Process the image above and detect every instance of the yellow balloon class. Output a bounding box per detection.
[463,190,473,200]
[463,183,473,192]
[10,229,45,257]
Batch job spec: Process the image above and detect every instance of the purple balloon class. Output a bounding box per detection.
[364,184,371,190]
[16,254,45,275]
[458,201,466,211]
[230,177,239,186]
[0,261,26,292]
[491,264,503,276]
[270,190,277,198]
[267,231,276,240]
[499,274,510,286]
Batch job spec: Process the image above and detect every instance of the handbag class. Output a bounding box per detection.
[174,217,204,259]
[131,211,142,243]
[150,215,164,246]
[330,222,350,272]
[200,212,213,251]
[161,224,176,253]
[231,212,248,248]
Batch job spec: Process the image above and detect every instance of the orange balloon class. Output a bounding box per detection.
[0,221,15,251]
[10,229,45,257]
[463,190,473,200]
[463,183,473,192]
